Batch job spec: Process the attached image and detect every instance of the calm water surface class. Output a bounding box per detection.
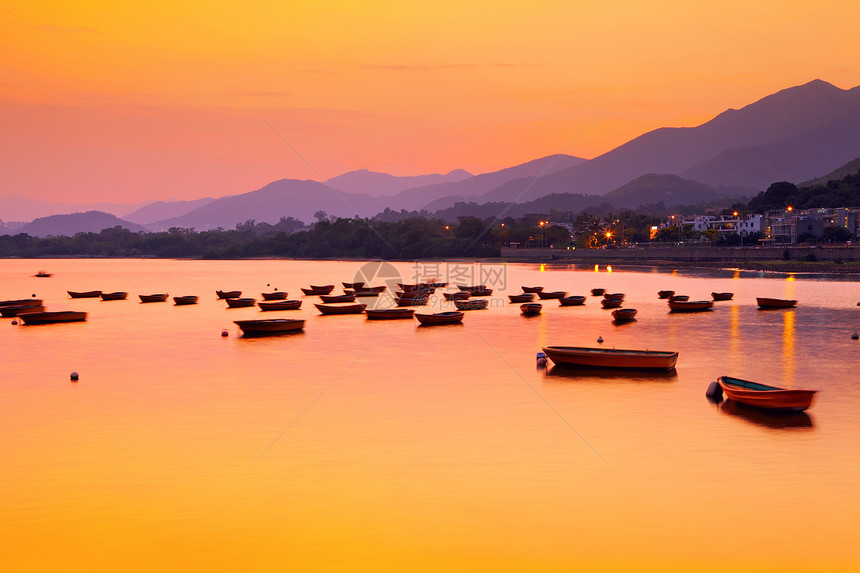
[1,259,859,572]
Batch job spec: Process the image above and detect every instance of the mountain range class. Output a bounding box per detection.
[3,79,859,236]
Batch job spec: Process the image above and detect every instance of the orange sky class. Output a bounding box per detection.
[1,1,859,203]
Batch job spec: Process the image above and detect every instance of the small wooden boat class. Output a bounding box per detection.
[444,292,471,301]
[365,308,414,320]
[352,290,380,298]
[301,286,335,296]
[612,308,637,322]
[657,290,674,299]
[18,311,87,325]
[68,290,102,299]
[399,283,435,293]
[457,284,485,292]
[368,285,388,293]
[717,376,816,411]
[173,295,198,305]
[469,288,493,297]
[225,297,256,308]
[100,292,128,301]
[668,294,689,302]
[35,270,52,277]
[521,286,544,293]
[603,292,624,300]
[314,302,366,315]
[601,298,623,309]
[216,290,242,299]
[342,282,365,289]
[415,311,464,325]
[591,288,605,296]
[320,294,356,303]
[139,293,169,303]
[559,295,586,306]
[668,300,713,312]
[0,298,43,308]
[542,346,678,370]
[261,291,288,300]
[711,292,734,301]
[395,296,428,307]
[258,300,302,311]
[520,303,542,316]
[425,282,448,288]
[509,293,535,303]
[757,297,797,309]
[394,291,429,299]
[455,299,488,310]
[234,318,304,336]
[0,305,45,317]
[537,291,566,300]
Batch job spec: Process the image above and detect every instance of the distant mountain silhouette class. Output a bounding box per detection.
[801,156,860,187]
[0,195,151,222]
[150,179,384,231]
[489,80,860,200]
[15,211,147,237]
[326,168,472,196]
[385,154,588,211]
[602,174,755,208]
[124,197,216,225]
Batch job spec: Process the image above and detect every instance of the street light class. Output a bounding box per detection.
[787,206,795,244]
[733,211,741,247]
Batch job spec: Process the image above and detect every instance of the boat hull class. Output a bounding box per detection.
[415,311,464,325]
[18,311,87,325]
[612,309,637,322]
[258,300,302,311]
[68,291,102,299]
[0,305,45,317]
[216,290,242,299]
[559,296,586,306]
[234,319,304,335]
[509,293,535,303]
[225,297,256,308]
[543,346,678,370]
[261,291,288,300]
[757,297,797,309]
[139,293,169,303]
[173,296,198,305]
[365,308,414,320]
[314,303,366,315]
[455,299,488,310]
[520,303,542,316]
[320,294,356,303]
[717,376,816,411]
[668,300,713,312]
[537,291,566,300]
[657,290,674,299]
[521,286,544,293]
[711,292,734,301]
[100,292,128,301]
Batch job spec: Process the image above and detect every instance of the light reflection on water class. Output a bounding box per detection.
[1,259,859,572]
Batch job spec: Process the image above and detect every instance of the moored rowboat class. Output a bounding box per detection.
[521,286,544,293]
[668,294,689,302]
[668,300,713,312]
[444,291,471,301]
[261,291,288,300]
[590,288,605,296]
[0,305,45,317]
[711,292,734,301]
[657,290,674,299]
[18,311,87,325]
[320,294,356,303]
[757,297,797,309]
[225,297,256,308]
[612,308,637,322]
[415,311,464,325]
[234,318,304,336]
[508,293,535,303]
[520,303,542,316]
[173,296,198,305]
[601,298,623,309]
[537,291,566,300]
[559,295,586,306]
[139,293,169,303]
[0,298,43,308]
[100,292,128,301]
[216,290,242,299]
[68,290,102,299]
[315,302,366,315]
[542,346,678,370]
[258,300,302,311]
[365,308,414,320]
[455,299,488,310]
[716,375,816,411]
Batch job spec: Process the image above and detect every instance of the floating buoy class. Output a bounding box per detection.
[536,351,547,367]
[852,331,859,340]
[70,371,79,381]
[221,329,229,337]
[597,336,603,343]
[705,381,723,402]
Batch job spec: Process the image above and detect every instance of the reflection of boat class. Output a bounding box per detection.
[415,311,464,325]
[225,297,256,308]
[668,300,713,312]
[719,399,814,429]
[320,294,355,303]
[19,311,87,325]
[365,308,414,320]
[173,295,198,305]
[508,293,534,303]
[545,364,678,382]
[139,293,169,303]
[216,290,242,299]
[612,308,637,322]
[601,298,623,309]
[258,300,302,311]
[657,290,674,299]
[711,292,734,301]
[68,290,102,298]
[100,292,128,301]
[455,299,488,310]
[543,346,678,370]
[537,291,566,300]
[520,303,542,316]
[261,291,288,300]
[301,285,334,296]
[757,297,797,309]
[591,288,605,296]
[234,318,304,336]
[559,295,586,306]
[444,292,471,301]
[668,294,688,302]
[315,303,366,315]
[717,376,817,411]
[522,286,544,293]
[0,304,45,317]
[35,270,52,277]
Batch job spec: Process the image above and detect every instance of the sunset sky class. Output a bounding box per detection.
[2,1,859,203]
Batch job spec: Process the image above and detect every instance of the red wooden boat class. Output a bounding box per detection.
[711,292,734,301]
[559,295,586,306]
[365,308,414,320]
[543,346,678,370]
[261,291,288,300]
[415,311,464,325]
[668,300,713,312]
[508,293,535,303]
[100,292,128,301]
[68,290,101,299]
[315,303,366,315]
[612,308,637,322]
[216,290,242,299]
[520,303,542,316]
[234,318,304,336]
[139,293,169,303]
[757,297,797,309]
[173,295,198,305]
[521,286,544,293]
[717,376,816,411]
[258,300,302,311]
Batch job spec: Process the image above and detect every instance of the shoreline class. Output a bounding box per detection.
[494,257,860,275]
